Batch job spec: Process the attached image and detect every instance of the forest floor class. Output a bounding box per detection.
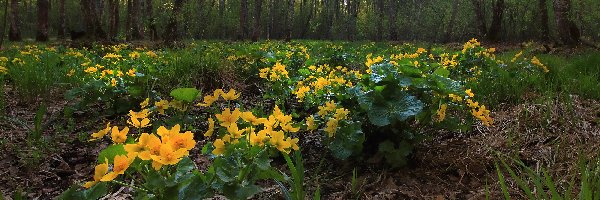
[1,42,599,199]
[2,84,599,200]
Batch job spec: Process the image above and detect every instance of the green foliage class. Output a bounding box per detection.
[169,87,199,103]
[97,144,126,164]
[59,182,109,200]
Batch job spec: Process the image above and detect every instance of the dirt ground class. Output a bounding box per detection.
[1,78,599,199]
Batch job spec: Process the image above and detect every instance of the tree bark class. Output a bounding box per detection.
[488,0,505,41]
[375,0,385,41]
[127,0,143,40]
[347,0,358,41]
[443,0,460,42]
[252,0,262,41]
[285,0,294,41]
[538,0,550,42]
[8,0,20,41]
[553,0,580,45]
[57,0,66,39]
[81,0,107,40]
[388,0,398,41]
[470,0,487,38]
[219,0,225,39]
[36,0,50,41]
[164,0,185,42]
[147,0,157,40]
[239,0,248,40]
[108,0,120,40]
[0,0,8,48]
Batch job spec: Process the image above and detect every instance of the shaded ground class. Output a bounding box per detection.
[2,78,599,200]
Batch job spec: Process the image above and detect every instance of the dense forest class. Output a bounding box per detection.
[1,0,599,44]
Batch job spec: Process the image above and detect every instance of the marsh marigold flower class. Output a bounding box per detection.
[100,155,133,181]
[111,126,128,144]
[83,159,109,188]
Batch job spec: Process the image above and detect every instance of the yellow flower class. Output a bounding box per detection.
[241,111,261,125]
[287,137,299,151]
[84,67,98,73]
[167,130,196,151]
[139,98,150,108]
[306,116,316,131]
[66,69,75,76]
[334,108,350,120]
[100,155,134,181]
[129,109,151,119]
[465,89,474,98]
[157,124,181,138]
[249,130,268,147]
[124,133,151,156]
[150,143,188,169]
[204,118,215,137]
[197,94,219,107]
[436,104,447,122]
[294,86,311,101]
[318,101,337,116]
[146,51,158,58]
[155,100,169,114]
[448,94,463,102]
[269,130,291,153]
[90,123,112,141]
[103,53,122,60]
[215,108,241,127]
[212,139,226,155]
[324,118,339,137]
[226,123,245,139]
[129,51,140,59]
[83,159,109,188]
[222,89,240,101]
[128,117,151,128]
[138,134,162,160]
[111,78,117,87]
[127,69,136,77]
[111,126,128,144]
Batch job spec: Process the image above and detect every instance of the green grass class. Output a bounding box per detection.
[472,51,600,108]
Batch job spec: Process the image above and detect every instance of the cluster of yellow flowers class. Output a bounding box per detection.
[530,56,550,73]
[439,89,492,126]
[84,96,197,188]
[207,104,300,155]
[197,88,240,107]
[292,64,361,102]
[305,100,350,137]
[364,53,384,74]
[0,57,8,74]
[259,62,289,81]
[435,104,447,122]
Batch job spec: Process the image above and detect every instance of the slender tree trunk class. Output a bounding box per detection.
[8,0,20,41]
[147,0,157,40]
[268,0,274,39]
[108,0,119,40]
[219,0,225,39]
[538,0,550,42]
[0,0,8,48]
[470,0,487,38]
[36,0,50,41]
[347,0,358,41]
[57,0,65,39]
[553,0,580,45]
[252,0,262,41]
[487,0,505,41]
[285,0,293,41]
[239,0,248,40]
[164,0,185,42]
[375,0,385,41]
[81,0,106,40]
[443,0,460,42]
[127,0,143,40]
[388,0,398,41]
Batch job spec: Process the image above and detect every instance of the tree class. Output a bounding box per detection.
[0,0,8,48]
[538,0,550,42]
[164,0,185,42]
[252,0,263,41]
[347,0,359,41]
[470,0,487,38]
[444,0,460,42]
[57,0,66,39]
[388,0,399,41]
[81,0,107,40]
[36,0,49,42]
[147,0,158,40]
[8,0,20,41]
[285,0,294,41]
[239,0,248,40]
[127,0,144,40]
[488,0,505,41]
[108,0,120,40]
[553,0,580,45]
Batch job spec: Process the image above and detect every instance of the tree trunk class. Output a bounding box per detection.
[127,0,143,40]
[81,0,106,40]
[36,0,50,41]
[285,0,293,41]
[538,0,550,42]
[553,0,580,45]
[147,0,157,40]
[57,0,66,39]
[0,0,8,48]
[8,0,20,41]
[444,0,460,42]
[470,0,487,38]
[375,0,385,41]
[268,0,274,39]
[219,0,225,39]
[239,0,248,40]
[252,0,262,41]
[388,0,398,41]
[347,0,358,41]
[488,0,505,41]
[108,0,119,40]
[164,0,185,42]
